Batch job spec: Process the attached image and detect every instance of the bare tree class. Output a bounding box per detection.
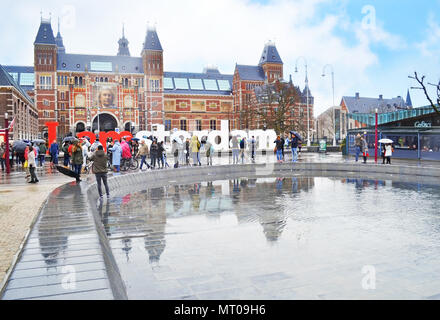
[409,72,440,114]
[249,80,300,134]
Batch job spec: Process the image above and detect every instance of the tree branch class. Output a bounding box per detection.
[413,71,440,114]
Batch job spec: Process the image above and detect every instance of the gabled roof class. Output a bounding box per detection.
[235,65,265,81]
[342,95,409,114]
[56,53,143,73]
[143,28,163,51]
[34,20,56,45]
[258,42,283,65]
[0,64,34,104]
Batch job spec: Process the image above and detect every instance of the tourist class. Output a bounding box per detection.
[62,142,70,167]
[24,146,31,179]
[38,142,47,167]
[109,140,122,172]
[385,143,393,164]
[274,136,284,162]
[90,139,102,153]
[90,145,110,198]
[230,136,239,164]
[81,140,89,171]
[290,133,300,162]
[205,139,214,166]
[280,135,285,160]
[137,140,150,170]
[250,136,256,162]
[0,143,5,171]
[150,140,158,169]
[355,133,361,162]
[361,137,368,164]
[381,144,386,164]
[190,135,201,166]
[157,141,165,169]
[239,137,247,164]
[185,138,190,166]
[171,139,179,168]
[27,145,39,183]
[71,140,83,182]
[9,143,14,166]
[121,138,132,167]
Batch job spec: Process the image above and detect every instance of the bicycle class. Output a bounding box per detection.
[120,157,139,171]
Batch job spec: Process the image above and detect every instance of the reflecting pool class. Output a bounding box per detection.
[98,176,440,299]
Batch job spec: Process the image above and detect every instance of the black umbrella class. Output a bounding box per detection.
[63,136,78,143]
[32,139,46,144]
[12,140,29,152]
[131,137,140,141]
[56,165,79,179]
[290,131,303,140]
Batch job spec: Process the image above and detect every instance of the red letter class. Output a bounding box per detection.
[77,131,96,144]
[45,122,59,146]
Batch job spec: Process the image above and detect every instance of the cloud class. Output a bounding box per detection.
[0,0,408,115]
[416,14,440,57]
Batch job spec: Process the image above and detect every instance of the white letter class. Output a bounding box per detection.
[361,265,376,290]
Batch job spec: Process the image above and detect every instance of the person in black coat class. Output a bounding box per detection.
[150,140,159,169]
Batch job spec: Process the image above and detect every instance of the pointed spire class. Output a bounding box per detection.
[406,89,413,107]
[55,17,65,53]
[143,24,163,51]
[117,24,130,56]
[35,16,56,45]
[258,40,283,66]
[58,17,60,34]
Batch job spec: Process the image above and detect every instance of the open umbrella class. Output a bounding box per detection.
[55,165,79,179]
[63,136,78,143]
[32,139,46,144]
[12,140,29,152]
[378,138,393,144]
[173,137,183,144]
[131,137,140,141]
[290,131,303,141]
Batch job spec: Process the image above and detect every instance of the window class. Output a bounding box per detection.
[61,116,65,122]
[61,92,65,100]
[180,119,187,131]
[203,79,218,90]
[174,78,189,89]
[165,120,171,131]
[8,72,18,82]
[43,99,50,106]
[163,77,174,89]
[149,79,160,91]
[210,120,216,130]
[189,79,204,90]
[90,61,112,72]
[20,73,34,86]
[39,76,51,89]
[196,119,202,131]
[217,80,230,90]
[61,103,65,111]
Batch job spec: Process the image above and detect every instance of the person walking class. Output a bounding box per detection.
[361,137,368,164]
[27,146,39,183]
[90,139,102,153]
[274,136,284,162]
[38,142,47,167]
[81,140,89,172]
[71,140,83,182]
[120,138,132,168]
[150,140,158,169]
[384,143,393,164]
[108,140,122,172]
[355,133,361,162]
[137,140,150,170]
[230,136,239,164]
[250,136,256,163]
[0,143,6,171]
[280,135,285,160]
[239,137,247,164]
[62,141,70,167]
[185,138,190,166]
[205,140,214,166]
[172,139,179,168]
[90,145,110,198]
[290,133,299,162]
[190,135,201,166]
[49,140,59,167]
[157,141,165,169]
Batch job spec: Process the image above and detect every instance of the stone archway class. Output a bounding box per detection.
[75,122,86,133]
[92,113,118,132]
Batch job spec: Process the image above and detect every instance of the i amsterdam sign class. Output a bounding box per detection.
[45,120,279,152]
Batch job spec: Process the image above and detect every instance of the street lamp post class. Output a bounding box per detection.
[375,108,378,164]
[322,64,336,146]
[4,113,10,174]
[295,56,310,147]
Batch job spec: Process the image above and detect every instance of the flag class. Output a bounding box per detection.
[8,117,15,130]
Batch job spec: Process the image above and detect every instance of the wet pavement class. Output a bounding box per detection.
[98,175,440,299]
[2,152,440,300]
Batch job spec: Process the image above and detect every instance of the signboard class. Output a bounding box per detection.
[319,139,327,152]
[414,121,431,128]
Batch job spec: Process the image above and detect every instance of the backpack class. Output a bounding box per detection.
[240,139,245,149]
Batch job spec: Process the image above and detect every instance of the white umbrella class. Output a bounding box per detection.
[378,138,393,144]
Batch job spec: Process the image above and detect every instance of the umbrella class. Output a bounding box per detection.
[378,138,393,144]
[55,165,79,179]
[12,140,29,152]
[63,136,78,143]
[290,131,303,140]
[131,137,140,141]
[173,137,183,144]
[32,139,46,144]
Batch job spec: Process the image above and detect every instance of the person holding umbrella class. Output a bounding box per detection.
[71,140,83,182]
[384,143,393,164]
[49,140,59,167]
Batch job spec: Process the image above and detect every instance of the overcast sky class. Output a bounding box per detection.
[1,0,439,116]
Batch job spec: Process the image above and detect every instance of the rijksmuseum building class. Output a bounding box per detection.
[4,17,314,138]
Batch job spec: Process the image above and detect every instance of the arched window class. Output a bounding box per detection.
[100,77,103,82]
[79,77,83,86]
[124,78,128,87]
[74,76,78,85]
[104,77,108,82]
